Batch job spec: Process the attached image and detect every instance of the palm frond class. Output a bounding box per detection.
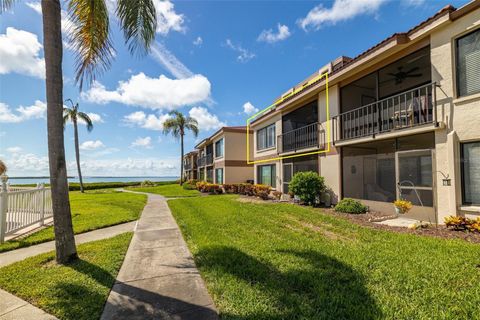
[185,117,199,137]
[162,118,181,138]
[116,0,157,56]
[68,0,115,90]
[77,111,94,132]
[0,0,16,13]
[63,113,71,130]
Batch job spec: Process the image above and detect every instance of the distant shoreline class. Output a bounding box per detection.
[9,176,178,179]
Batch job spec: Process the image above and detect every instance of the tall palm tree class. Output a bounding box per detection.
[63,99,93,193]
[1,0,157,264]
[163,111,199,184]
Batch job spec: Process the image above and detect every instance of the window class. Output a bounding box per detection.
[215,168,224,184]
[461,142,480,205]
[456,28,480,97]
[257,164,276,188]
[215,138,224,158]
[257,124,276,150]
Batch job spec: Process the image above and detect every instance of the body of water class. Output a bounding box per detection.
[7,176,179,185]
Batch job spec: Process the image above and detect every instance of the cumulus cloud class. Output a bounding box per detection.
[0,27,45,79]
[124,111,171,131]
[298,0,387,31]
[153,0,186,35]
[258,24,291,43]
[225,39,256,63]
[193,36,203,46]
[82,73,211,110]
[131,136,153,149]
[189,107,226,131]
[0,101,46,123]
[80,140,105,150]
[6,147,22,154]
[243,102,259,115]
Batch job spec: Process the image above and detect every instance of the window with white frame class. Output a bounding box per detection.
[257,124,276,150]
[461,142,480,205]
[456,28,480,97]
[257,164,276,188]
[215,138,224,158]
[215,168,224,184]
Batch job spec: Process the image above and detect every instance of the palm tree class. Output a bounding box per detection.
[63,99,93,193]
[1,0,157,264]
[163,111,199,184]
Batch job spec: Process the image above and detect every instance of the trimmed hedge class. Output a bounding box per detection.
[12,181,177,191]
[334,198,368,214]
[289,171,326,206]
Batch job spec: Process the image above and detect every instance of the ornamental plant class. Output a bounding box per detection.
[288,171,326,206]
[444,216,480,232]
[393,200,413,214]
[334,198,368,214]
[253,184,272,200]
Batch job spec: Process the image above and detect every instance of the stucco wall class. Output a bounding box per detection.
[225,166,253,184]
[430,9,480,220]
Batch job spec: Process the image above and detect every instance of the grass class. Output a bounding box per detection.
[169,195,480,320]
[0,233,132,320]
[0,190,146,253]
[126,183,200,198]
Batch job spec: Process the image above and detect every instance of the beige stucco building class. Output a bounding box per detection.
[183,151,198,181]
[251,1,480,224]
[186,126,254,184]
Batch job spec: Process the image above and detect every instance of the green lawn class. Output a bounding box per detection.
[126,183,200,197]
[0,233,132,320]
[169,195,480,320]
[0,190,146,253]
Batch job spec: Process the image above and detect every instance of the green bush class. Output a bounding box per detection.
[183,179,197,190]
[289,171,325,206]
[68,182,141,191]
[141,180,156,187]
[334,198,368,214]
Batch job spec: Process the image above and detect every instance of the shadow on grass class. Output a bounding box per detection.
[196,246,382,320]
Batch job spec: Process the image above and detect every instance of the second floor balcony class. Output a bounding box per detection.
[333,83,438,142]
[196,153,213,167]
[277,122,326,154]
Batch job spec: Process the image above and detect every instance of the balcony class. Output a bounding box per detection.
[277,122,325,154]
[333,83,437,141]
[196,153,213,167]
[184,162,192,170]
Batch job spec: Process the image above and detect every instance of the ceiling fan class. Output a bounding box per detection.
[387,66,422,84]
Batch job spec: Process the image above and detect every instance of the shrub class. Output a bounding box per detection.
[196,181,223,194]
[445,216,480,232]
[288,171,326,206]
[141,180,156,187]
[183,179,197,190]
[196,181,207,192]
[243,183,254,196]
[223,184,236,194]
[272,191,282,200]
[253,184,271,200]
[393,200,413,214]
[334,198,368,214]
[68,181,142,191]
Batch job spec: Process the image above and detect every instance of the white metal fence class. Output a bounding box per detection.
[0,177,53,243]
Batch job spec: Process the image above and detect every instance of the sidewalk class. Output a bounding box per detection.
[101,193,218,320]
[0,221,136,268]
[0,289,58,320]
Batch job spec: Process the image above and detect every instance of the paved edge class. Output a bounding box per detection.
[0,221,136,268]
[0,289,58,320]
[101,191,219,320]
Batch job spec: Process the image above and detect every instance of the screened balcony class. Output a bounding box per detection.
[333,83,437,141]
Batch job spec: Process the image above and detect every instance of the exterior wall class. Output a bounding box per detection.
[430,9,480,221]
[225,166,253,184]
[225,131,253,162]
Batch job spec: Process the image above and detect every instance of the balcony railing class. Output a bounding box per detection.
[333,83,437,141]
[184,162,192,170]
[277,122,325,153]
[196,153,213,167]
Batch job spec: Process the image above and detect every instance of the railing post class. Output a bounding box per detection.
[0,175,9,243]
[40,183,45,226]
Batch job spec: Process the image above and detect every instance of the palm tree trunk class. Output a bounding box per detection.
[180,133,184,185]
[42,0,77,264]
[73,119,84,193]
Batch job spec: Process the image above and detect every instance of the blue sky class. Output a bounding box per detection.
[0,0,468,177]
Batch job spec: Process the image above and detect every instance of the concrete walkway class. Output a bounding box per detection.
[101,192,218,320]
[0,221,136,268]
[0,289,58,320]
[374,217,421,228]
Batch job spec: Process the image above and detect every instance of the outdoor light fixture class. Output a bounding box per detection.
[442,178,451,186]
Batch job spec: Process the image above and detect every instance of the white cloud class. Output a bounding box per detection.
[257,24,291,43]
[131,136,153,149]
[225,39,256,63]
[80,140,105,150]
[243,102,259,115]
[298,0,387,31]
[6,147,22,154]
[189,107,226,131]
[404,0,426,6]
[124,111,171,131]
[82,73,211,110]
[0,101,46,123]
[150,42,194,79]
[153,0,186,35]
[0,27,45,79]
[26,2,42,14]
[193,36,203,46]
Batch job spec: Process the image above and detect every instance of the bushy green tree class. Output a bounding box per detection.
[289,171,325,206]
